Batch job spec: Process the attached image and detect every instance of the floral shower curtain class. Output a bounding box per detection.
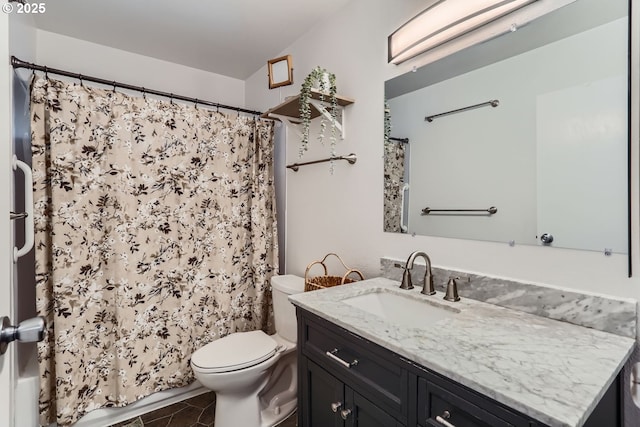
[383,140,406,233]
[30,77,278,426]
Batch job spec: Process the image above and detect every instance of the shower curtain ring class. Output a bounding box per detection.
[78,74,84,87]
[170,93,174,105]
[142,87,146,99]
[194,98,199,108]
[112,81,117,92]
[44,66,48,79]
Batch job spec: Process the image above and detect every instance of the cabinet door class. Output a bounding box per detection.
[343,388,405,427]
[304,359,345,427]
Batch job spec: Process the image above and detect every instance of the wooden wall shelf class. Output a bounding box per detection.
[261,89,354,120]
[262,89,355,139]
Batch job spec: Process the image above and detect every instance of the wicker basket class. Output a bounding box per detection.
[304,253,364,292]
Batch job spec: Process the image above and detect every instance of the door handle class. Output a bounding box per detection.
[0,316,46,355]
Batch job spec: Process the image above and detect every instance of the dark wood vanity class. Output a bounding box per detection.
[296,307,622,427]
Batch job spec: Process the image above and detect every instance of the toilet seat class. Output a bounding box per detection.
[191,330,278,373]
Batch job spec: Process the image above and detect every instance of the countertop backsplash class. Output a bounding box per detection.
[380,257,638,339]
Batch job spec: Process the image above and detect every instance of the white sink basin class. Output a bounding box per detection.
[342,289,459,328]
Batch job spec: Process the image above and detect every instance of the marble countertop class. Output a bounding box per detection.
[289,277,636,427]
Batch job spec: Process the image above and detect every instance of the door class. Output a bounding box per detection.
[304,360,345,427]
[1,11,15,427]
[344,388,403,427]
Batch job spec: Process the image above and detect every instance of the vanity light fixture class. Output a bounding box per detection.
[388,0,539,64]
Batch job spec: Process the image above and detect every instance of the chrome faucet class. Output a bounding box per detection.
[400,251,435,295]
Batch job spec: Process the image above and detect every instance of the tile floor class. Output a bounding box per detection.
[111,391,297,427]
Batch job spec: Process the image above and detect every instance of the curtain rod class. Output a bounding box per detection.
[10,56,264,116]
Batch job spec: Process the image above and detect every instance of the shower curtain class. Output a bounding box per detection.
[30,77,278,426]
[383,140,406,233]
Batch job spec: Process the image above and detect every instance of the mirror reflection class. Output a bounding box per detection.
[383,0,629,254]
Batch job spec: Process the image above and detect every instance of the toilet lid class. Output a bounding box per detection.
[191,330,278,373]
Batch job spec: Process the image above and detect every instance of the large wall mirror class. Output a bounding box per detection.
[384,0,629,256]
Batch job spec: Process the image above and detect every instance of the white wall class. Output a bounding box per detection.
[245,0,640,422]
[245,0,639,299]
[246,0,640,420]
[34,30,246,108]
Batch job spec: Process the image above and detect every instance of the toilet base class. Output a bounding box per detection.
[214,390,263,427]
[214,386,297,427]
[192,334,298,427]
[213,391,297,427]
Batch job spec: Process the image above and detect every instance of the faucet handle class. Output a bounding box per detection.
[444,276,460,302]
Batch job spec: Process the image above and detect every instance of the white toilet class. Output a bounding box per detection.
[190,274,305,427]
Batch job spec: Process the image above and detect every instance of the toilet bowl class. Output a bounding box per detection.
[190,275,305,427]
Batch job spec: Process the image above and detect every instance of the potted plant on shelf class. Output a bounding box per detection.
[298,66,339,158]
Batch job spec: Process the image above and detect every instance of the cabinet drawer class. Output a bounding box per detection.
[419,378,512,427]
[299,310,408,421]
[417,375,532,427]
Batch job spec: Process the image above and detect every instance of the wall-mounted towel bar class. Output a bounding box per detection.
[10,212,28,220]
[421,206,498,215]
[12,155,34,262]
[400,183,409,233]
[389,137,409,144]
[286,153,357,172]
[425,99,499,123]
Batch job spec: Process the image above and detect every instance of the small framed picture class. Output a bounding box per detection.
[267,55,293,89]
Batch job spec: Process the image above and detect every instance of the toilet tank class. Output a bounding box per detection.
[271,275,305,343]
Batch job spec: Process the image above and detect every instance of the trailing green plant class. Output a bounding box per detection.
[299,66,339,159]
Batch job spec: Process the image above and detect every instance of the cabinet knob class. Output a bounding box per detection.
[340,408,352,420]
[330,401,342,413]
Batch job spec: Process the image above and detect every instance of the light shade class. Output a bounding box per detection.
[388,0,539,64]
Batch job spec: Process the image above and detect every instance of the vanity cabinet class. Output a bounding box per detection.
[297,307,622,427]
